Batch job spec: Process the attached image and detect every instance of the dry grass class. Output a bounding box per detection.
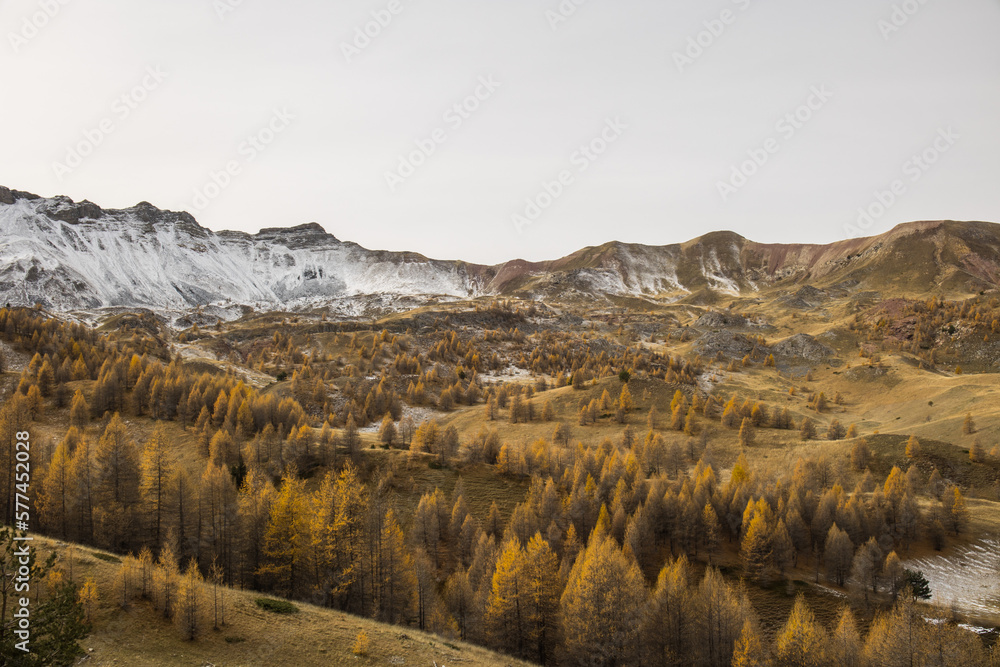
[29,535,531,667]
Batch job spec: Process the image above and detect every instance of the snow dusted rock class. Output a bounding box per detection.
[770,333,835,361]
[695,311,751,329]
[0,190,487,311]
[693,331,762,359]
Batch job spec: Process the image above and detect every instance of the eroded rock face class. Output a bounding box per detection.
[2,185,999,312]
[0,190,490,310]
[771,333,835,361]
[694,331,762,359]
[38,197,105,224]
[0,186,40,205]
[695,311,750,328]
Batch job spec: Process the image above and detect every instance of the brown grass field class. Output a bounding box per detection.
[26,535,532,667]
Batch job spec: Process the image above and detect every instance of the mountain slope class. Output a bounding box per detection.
[1,185,998,312]
[0,187,489,311]
[24,534,528,667]
[495,222,1000,300]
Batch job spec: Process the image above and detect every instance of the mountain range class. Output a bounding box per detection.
[2,185,998,314]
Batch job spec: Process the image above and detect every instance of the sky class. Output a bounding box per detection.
[1,0,998,265]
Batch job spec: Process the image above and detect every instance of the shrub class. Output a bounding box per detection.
[255,598,299,614]
[352,630,370,656]
[91,552,122,563]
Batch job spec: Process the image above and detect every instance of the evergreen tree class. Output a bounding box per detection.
[235,467,275,591]
[903,569,931,600]
[1,526,90,663]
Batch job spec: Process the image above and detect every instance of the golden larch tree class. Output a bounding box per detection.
[560,531,645,666]
[774,594,827,667]
[140,423,175,549]
[258,475,309,597]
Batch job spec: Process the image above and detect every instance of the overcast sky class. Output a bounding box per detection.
[2,0,998,264]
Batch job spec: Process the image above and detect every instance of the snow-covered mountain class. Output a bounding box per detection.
[0,187,489,311]
[2,185,999,314]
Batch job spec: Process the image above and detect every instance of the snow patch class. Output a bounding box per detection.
[903,537,1000,619]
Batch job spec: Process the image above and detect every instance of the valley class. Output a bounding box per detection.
[2,189,1000,665]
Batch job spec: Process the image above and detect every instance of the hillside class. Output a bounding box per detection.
[19,535,527,667]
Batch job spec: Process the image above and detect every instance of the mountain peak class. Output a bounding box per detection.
[0,185,41,205]
[256,221,330,236]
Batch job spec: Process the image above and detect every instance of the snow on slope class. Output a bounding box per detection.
[0,192,485,311]
[13,187,977,313]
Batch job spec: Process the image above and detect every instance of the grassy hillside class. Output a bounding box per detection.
[25,535,530,667]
